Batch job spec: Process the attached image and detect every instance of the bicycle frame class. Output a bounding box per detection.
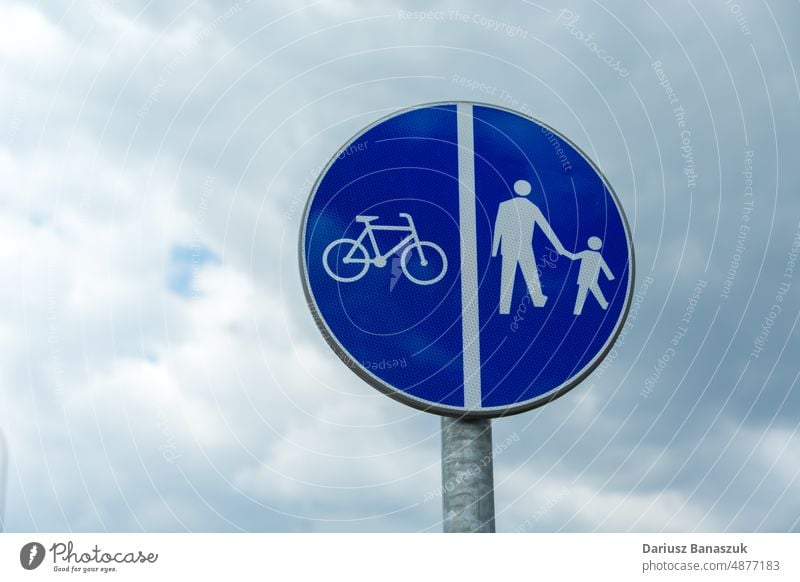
[345,213,428,264]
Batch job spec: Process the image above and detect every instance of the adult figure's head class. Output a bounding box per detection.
[513,179,532,197]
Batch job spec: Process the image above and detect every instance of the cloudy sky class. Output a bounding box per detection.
[1,0,799,532]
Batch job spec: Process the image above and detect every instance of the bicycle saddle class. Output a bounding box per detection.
[355,215,379,223]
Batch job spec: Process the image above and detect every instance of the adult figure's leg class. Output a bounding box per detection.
[518,248,547,306]
[499,252,518,314]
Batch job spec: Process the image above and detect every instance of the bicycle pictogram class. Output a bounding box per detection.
[322,213,447,285]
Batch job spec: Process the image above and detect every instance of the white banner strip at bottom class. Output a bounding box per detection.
[1,533,798,581]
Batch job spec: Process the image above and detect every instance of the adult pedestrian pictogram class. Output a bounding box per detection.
[301,102,634,418]
[492,179,570,313]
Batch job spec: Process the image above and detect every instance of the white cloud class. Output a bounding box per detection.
[0,3,67,62]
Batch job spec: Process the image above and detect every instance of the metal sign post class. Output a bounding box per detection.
[441,417,495,533]
[300,102,633,532]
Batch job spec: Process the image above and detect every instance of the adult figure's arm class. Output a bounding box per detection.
[533,206,569,256]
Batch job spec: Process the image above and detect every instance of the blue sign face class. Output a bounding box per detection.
[300,102,634,417]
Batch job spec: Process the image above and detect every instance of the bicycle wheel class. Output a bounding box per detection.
[322,238,370,282]
[401,241,447,285]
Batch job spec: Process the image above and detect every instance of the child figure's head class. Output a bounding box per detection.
[588,236,602,250]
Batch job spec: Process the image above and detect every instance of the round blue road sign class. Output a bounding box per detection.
[300,102,634,418]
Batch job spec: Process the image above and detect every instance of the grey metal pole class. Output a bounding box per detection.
[441,417,495,532]
[0,429,7,532]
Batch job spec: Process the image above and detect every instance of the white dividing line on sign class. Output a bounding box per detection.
[456,103,482,410]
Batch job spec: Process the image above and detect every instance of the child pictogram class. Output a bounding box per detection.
[565,236,615,315]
